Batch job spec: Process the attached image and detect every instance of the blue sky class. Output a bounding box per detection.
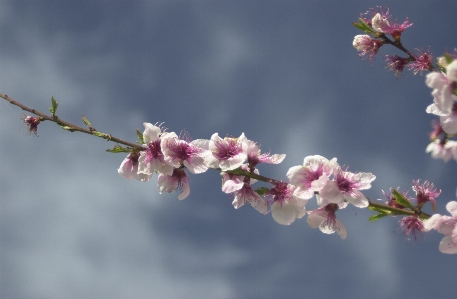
[1,1,457,298]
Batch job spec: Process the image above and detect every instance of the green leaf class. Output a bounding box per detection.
[49,96,58,115]
[136,129,144,144]
[255,187,270,196]
[369,213,389,221]
[367,206,392,215]
[444,53,454,65]
[82,115,92,128]
[352,18,377,34]
[392,189,415,210]
[106,144,133,153]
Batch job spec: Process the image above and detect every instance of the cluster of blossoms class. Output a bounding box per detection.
[118,123,376,238]
[352,7,457,165]
[7,4,457,256]
[353,7,433,76]
[380,181,441,241]
[425,55,457,162]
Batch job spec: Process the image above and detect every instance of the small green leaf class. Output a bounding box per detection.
[61,126,73,131]
[82,115,92,128]
[352,18,377,35]
[392,189,415,210]
[106,145,134,153]
[369,213,389,221]
[49,96,58,115]
[444,53,454,65]
[255,187,270,196]
[136,129,144,144]
[367,206,393,215]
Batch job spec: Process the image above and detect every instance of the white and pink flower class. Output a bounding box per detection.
[318,161,375,208]
[221,166,268,214]
[287,155,336,200]
[424,201,457,254]
[137,123,174,176]
[265,181,307,225]
[158,168,190,200]
[307,203,348,239]
[206,133,248,171]
[118,152,152,182]
[161,132,211,174]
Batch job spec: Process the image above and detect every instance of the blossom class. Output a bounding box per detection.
[400,215,425,241]
[318,162,376,208]
[412,180,441,212]
[161,131,211,174]
[265,181,307,225]
[425,60,457,117]
[424,201,457,254]
[307,203,347,239]
[353,35,384,60]
[287,155,336,200]
[221,166,268,214]
[385,55,409,76]
[157,168,190,200]
[245,139,285,168]
[407,49,433,75]
[206,133,248,171]
[439,103,457,134]
[444,140,457,161]
[429,120,444,140]
[21,114,40,136]
[137,123,174,176]
[368,7,413,39]
[118,152,152,181]
[426,139,453,162]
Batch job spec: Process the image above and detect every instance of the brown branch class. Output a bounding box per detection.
[1,93,143,150]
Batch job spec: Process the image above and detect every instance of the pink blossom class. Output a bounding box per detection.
[425,60,457,117]
[206,133,248,171]
[137,123,174,176]
[307,203,347,239]
[158,168,190,200]
[287,155,336,200]
[318,162,375,208]
[368,7,413,39]
[353,35,384,60]
[21,114,40,136]
[424,201,457,254]
[266,181,307,225]
[385,55,409,76]
[161,131,211,174]
[221,165,268,214]
[118,152,152,182]
[245,139,285,168]
[412,180,441,212]
[439,103,457,134]
[426,140,453,162]
[444,141,457,161]
[407,49,433,75]
[400,215,425,241]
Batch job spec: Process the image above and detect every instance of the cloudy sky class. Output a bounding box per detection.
[1,1,457,298]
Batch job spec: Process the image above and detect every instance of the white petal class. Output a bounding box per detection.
[271,201,302,225]
[439,235,457,254]
[446,201,457,216]
[307,209,327,228]
[423,214,442,231]
[142,123,162,144]
[177,177,190,200]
